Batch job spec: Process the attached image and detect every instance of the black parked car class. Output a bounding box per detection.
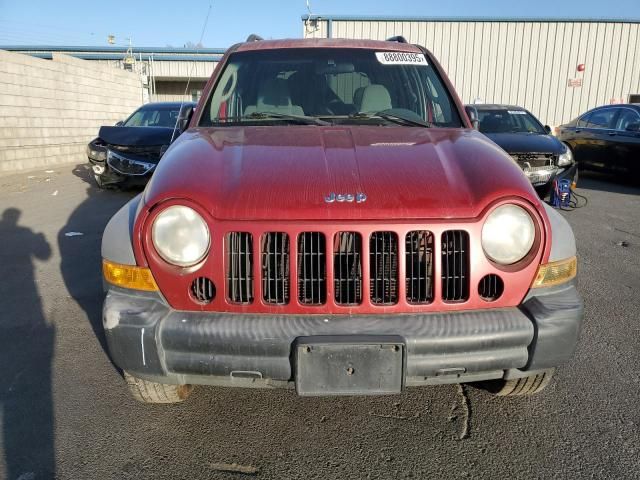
[466,104,577,197]
[557,104,640,180]
[87,102,196,188]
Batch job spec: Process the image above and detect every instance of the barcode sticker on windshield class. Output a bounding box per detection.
[376,52,428,65]
[508,110,527,115]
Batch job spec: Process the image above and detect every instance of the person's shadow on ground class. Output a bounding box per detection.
[0,208,55,479]
[59,164,136,371]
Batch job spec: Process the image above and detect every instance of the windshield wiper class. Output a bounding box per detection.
[348,111,432,128]
[240,111,330,126]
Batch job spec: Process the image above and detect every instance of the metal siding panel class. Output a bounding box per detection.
[428,22,437,51]
[595,23,614,107]
[631,25,640,95]
[622,25,640,101]
[510,22,525,106]
[599,23,615,104]
[470,23,484,103]
[618,23,632,103]
[561,23,580,125]
[545,23,562,125]
[449,22,460,92]
[453,23,466,102]
[438,22,452,78]
[417,21,427,47]
[495,22,509,104]
[530,23,547,119]
[578,23,597,115]
[432,22,443,59]
[609,23,624,103]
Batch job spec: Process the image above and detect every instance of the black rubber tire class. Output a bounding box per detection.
[492,368,555,397]
[124,371,193,404]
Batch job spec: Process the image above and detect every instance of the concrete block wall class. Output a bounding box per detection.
[0,50,144,174]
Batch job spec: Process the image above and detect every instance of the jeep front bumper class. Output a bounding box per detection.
[103,281,583,392]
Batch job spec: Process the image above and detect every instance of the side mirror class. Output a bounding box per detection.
[176,105,195,134]
[625,122,640,132]
[544,125,552,134]
[115,120,124,127]
[465,106,480,130]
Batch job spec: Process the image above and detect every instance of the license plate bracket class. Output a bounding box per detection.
[295,336,405,396]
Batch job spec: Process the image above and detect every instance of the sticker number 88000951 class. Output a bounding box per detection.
[375,52,428,65]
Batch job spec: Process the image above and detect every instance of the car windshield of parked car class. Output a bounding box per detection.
[124,106,181,127]
[477,109,546,134]
[199,48,463,128]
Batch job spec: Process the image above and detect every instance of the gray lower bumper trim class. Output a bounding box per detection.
[103,282,583,386]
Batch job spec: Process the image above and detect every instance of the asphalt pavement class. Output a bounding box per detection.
[0,164,638,480]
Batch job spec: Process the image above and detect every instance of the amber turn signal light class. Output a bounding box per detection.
[103,259,158,291]
[531,256,577,288]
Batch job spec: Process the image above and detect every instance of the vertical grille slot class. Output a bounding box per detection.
[261,232,290,305]
[297,232,326,305]
[226,232,254,304]
[370,232,398,305]
[441,230,470,302]
[334,232,362,305]
[405,231,434,304]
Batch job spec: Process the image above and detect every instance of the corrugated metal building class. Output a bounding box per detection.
[0,45,223,103]
[303,15,640,127]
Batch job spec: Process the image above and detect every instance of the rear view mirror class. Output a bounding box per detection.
[465,106,480,130]
[315,62,355,75]
[625,122,640,132]
[115,120,124,127]
[544,125,552,134]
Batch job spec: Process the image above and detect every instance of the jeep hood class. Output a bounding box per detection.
[144,126,541,221]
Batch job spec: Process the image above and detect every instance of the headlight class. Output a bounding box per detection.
[557,146,573,167]
[482,204,535,265]
[152,205,210,266]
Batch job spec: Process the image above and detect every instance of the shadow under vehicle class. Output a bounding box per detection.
[87,102,196,189]
[466,104,578,198]
[557,103,640,181]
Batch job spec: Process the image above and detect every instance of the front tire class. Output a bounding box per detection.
[480,368,555,396]
[124,371,193,404]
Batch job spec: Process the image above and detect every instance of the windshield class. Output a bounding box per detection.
[476,109,546,134]
[199,48,463,128]
[123,106,182,127]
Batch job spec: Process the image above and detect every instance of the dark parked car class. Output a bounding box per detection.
[466,104,577,197]
[557,104,640,180]
[87,102,196,188]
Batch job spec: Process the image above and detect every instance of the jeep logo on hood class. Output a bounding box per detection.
[324,192,367,203]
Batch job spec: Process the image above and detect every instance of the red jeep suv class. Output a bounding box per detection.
[101,37,582,403]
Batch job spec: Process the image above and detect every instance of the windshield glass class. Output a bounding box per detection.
[124,106,181,127]
[199,48,463,127]
[476,109,546,134]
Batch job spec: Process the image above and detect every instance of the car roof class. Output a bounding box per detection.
[139,101,196,109]
[233,38,423,54]
[588,103,640,111]
[466,104,528,112]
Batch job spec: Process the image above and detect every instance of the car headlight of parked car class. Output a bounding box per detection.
[86,143,107,162]
[482,204,535,265]
[557,146,574,167]
[152,205,210,266]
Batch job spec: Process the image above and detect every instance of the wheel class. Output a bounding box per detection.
[124,371,193,404]
[479,368,555,397]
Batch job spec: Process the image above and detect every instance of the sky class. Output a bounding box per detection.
[1,0,640,48]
